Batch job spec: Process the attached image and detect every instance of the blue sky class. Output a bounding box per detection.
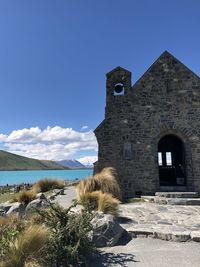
[0,0,200,164]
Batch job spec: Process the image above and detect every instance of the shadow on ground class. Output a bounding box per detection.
[91,252,138,267]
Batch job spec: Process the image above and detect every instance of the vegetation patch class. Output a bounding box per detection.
[17,190,36,205]
[76,167,121,200]
[33,178,65,193]
[0,192,19,204]
[80,191,120,215]
[0,201,95,267]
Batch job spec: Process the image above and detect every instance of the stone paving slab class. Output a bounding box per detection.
[118,202,200,242]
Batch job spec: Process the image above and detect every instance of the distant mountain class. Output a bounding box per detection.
[57,159,86,169]
[0,150,69,171]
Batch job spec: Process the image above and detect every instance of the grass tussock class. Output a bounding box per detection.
[76,167,121,200]
[80,191,120,215]
[1,225,49,267]
[33,178,65,193]
[0,214,23,228]
[17,190,36,205]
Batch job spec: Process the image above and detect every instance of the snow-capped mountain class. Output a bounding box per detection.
[56,159,86,169]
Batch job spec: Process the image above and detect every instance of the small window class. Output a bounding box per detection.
[123,142,132,159]
[158,152,162,166]
[166,152,172,166]
[114,83,124,96]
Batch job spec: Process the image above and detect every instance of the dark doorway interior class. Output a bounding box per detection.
[158,135,185,186]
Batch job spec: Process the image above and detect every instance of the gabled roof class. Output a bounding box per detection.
[106,66,131,77]
[133,50,200,87]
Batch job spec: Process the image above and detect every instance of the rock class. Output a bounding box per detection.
[191,231,200,242]
[25,199,50,215]
[91,212,125,247]
[60,189,65,195]
[0,203,13,213]
[53,189,61,195]
[36,193,46,200]
[6,202,25,216]
[48,194,56,200]
[0,208,6,216]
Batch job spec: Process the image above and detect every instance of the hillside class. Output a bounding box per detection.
[0,150,69,171]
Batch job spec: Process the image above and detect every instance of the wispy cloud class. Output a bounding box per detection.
[0,126,98,161]
[80,125,89,131]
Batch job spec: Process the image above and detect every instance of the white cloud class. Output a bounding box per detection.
[78,156,98,166]
[81,125,88,131]
[0,126,98,161]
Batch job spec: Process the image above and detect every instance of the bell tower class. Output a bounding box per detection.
[105,66,132,117]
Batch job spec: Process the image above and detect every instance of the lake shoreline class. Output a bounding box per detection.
[0,169,93,186]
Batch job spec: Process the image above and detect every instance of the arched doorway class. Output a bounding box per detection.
[158,135,186,186]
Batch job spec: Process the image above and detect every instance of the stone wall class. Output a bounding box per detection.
[94,51,200,197]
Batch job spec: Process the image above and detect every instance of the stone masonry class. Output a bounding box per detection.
[94,51,200,197]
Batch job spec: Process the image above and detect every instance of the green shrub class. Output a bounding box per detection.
[76,167,121,200]
[33,178,65,193]
[17,190,36,205]
[35,201,95,266]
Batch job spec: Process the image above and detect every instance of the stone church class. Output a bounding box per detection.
[94,51,200,197]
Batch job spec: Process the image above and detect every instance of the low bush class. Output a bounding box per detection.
[76,167,121,200]
[80,191,120,215]
[35,202,95,266]
[33,178,65,193]
[17,190,36,205]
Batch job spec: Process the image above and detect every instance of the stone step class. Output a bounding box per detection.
[155,192,199,198]
[141,196,200,205]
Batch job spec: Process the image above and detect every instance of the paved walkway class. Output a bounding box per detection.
[118,202,200,242]
[54,187,200,266]
[93,238,200,267]
[55,187,200,242]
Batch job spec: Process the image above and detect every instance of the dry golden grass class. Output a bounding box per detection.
[1,225,49,267]
[76,167,121,200]
[79,191,99,210]
[33,178,65,193]
[97,191,120,214]
[0,214,22,228]
[79,190,120,214]
[17,190,36,205]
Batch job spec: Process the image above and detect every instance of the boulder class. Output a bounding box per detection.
[91,212,125,247]
[6,202,25,216]
[53,189,61,195]
[60,189,65,195]
[0,208,6,216]
[0,202,13,213]
[25,198,50,215]
[36,193,46,200]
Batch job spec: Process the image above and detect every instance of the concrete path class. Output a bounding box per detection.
[93,238,200,267]
[53,186,77,208]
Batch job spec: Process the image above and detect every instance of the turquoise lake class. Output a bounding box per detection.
[0,169,93,186]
